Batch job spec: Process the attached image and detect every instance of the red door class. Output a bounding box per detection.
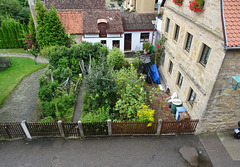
[124,33,132,51]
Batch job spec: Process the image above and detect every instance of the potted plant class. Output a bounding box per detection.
[189,0,205,13]
[157,13,163,19]
[143,41,152,54]
[173,0,184,6]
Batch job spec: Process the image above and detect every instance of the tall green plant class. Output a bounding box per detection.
[35,1,66,49]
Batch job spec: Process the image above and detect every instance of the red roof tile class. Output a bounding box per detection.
[58,11,83,34]
[223,0,240,47]
[82,10,124,34]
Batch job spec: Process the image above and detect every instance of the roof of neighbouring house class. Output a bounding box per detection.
[121,12,157,31]
[82,10,124,34]
[45,0,106,10]
[57,11,83,34]
[222,0,240,48]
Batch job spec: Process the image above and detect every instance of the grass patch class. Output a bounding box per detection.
[0,57,48,105]
[0,48,28,54]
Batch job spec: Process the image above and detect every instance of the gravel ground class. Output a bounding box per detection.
[0,54,49,123]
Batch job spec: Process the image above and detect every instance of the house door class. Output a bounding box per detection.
[124,33,132,51]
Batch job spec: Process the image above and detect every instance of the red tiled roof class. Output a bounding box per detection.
[45,0,106,10]
[223,0,240,48]
[82,10,124,34]
[57,11,83,34]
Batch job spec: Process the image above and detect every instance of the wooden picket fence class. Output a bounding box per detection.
[0,120,199,140]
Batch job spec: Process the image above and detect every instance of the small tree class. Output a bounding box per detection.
[107,47,124,70]
[35,1,66,49]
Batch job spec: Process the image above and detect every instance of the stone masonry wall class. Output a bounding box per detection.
[159,0,225,120]
[196,50,240,133]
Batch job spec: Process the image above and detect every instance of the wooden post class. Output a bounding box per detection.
[50,69,54,82]
[20,121,32,139]
[4,125,11,139]
[157,119,162,135]
[78,121,84,137]
[57,120,65,137]
[107,119,112,136]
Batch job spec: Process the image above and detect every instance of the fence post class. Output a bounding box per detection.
[20,120,32,139]
[157,119,163,135]
[57,120,65,137]
[107,119,112,136]
[78,121,84,137]
[4,124,12,139]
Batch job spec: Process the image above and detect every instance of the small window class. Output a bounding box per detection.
[168,60,173,74]
[160,51,165,66]
[199,44,211,67]
[185,33,193,52]
[140,33,149,42]
[101,40,107,46]
[174,25,180,41]
[177,72,183,88]
[188,88,196,107]
[113,40,120,48]
[165,18,170,33]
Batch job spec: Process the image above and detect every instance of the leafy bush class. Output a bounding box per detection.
[39,116,55,123]
[137,105,155,126]
[113,66,146,121]
[107,47,125,70]
[38,81,59,102]
[84,58,117,112]
[0,57,12,71]
[80,106,110,123]
[132,57,140,71]
[143,41,152,53]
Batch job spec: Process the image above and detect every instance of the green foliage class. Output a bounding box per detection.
[137,104,155,126]
[35,1,66,49]
[39,116,55,123]
[0,0,30,24]
[113,66,146,121]
[0,57,12,71]
[80,106,110,123]
[154,35,167,66]
[0,17,27,49]
[65,33,76,48]
[131,57,141,71]
[46,42,108,75]
[38,81,59,102]
[143,41,152,53]
[84,59,117,112]
[28,14,36,44]
[107,47,124,70]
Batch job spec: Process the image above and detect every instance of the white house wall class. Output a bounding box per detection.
[124,31,155,51]
[82,34,124,51]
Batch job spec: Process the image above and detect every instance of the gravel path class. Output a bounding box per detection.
[0,53,49,63]
[72,83,84,122]
[0,54,49,123]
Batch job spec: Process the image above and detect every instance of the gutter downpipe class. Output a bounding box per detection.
[220,0,228,50]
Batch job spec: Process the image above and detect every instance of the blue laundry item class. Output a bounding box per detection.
[150,64,161,84]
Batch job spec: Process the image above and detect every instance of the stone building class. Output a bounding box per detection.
[159,0,240,133]
[123,0,162,13]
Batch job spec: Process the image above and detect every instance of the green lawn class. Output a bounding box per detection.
[0,48,28,54]
[0,57,48,105]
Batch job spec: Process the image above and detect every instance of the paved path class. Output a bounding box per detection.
[200,132,240,167]
[0,67,48,123]
[72,83,84,122]
[0,53,49,63]
[0,54,49,123]
[0,135,212,167]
